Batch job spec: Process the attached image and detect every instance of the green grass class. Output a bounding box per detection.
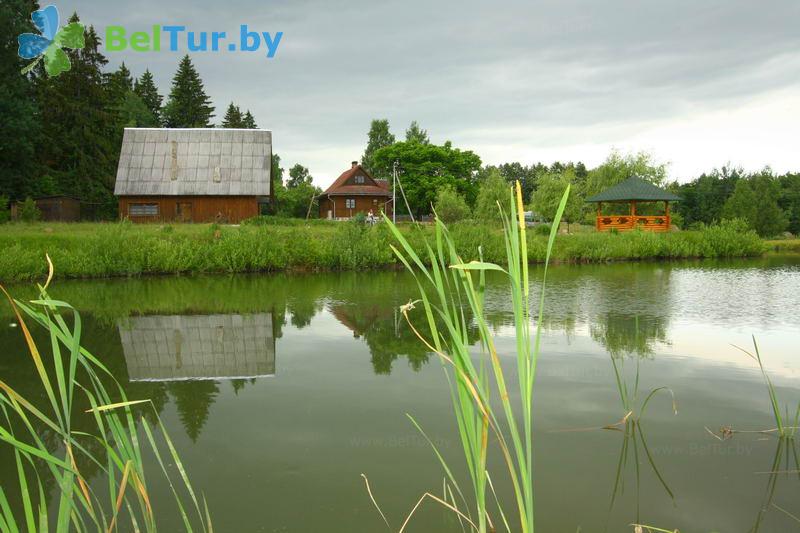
[0,219,766,282]
[0,273,211,532]
[765,238,800,254]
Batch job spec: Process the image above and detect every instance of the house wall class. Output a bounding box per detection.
[119,196,258,223]
[319,196,393,219]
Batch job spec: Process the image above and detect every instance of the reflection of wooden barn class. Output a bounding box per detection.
[118,314,275,381]
[114,128,273,223]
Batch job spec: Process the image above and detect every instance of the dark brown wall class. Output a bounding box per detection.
[319,196,393,219]
[119,196,258,223]
[36,197,81,221]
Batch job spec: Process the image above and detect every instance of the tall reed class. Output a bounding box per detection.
[382,182,569,532]
[0,261,211,532]
[736,337,800,439]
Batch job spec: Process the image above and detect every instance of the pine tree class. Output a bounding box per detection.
[106,62,133,100]
[241,110,257,128]
[405,120,429,144]
[221,102,243,128]
[162,55,215,127]
[0,0,42,200]
[361,119,395,177]
[134,69,163,124]
[35,16,118,213]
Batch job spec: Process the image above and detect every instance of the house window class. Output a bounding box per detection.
[129,203,159,216]
[355,175,365,184]
[346,199,355,209]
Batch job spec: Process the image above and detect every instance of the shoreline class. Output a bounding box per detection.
[0,221,774,283]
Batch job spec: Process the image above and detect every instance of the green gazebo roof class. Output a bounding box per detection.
[585,176,681,203]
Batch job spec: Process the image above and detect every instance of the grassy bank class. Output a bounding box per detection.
[765,238,800,254]
[0,220,766,282]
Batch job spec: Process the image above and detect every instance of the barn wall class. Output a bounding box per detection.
[319,196,392,219]
[119,196,258,223]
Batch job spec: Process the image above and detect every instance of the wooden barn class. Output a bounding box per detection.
[318,161,393,219]
[114,128,273,223]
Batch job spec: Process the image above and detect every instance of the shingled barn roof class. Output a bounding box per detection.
[114,128,272,196]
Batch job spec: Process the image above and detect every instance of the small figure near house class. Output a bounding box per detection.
[367,209,376,225]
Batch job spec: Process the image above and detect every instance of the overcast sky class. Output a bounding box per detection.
[60,0,800,187]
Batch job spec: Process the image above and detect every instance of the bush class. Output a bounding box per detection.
[18,197,40,222]
[435,185,471,223]
[0,196,9,224]
[533,223,551,236]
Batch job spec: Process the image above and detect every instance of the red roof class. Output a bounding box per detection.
[322,165,391,197]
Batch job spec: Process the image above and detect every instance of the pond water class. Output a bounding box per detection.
[2,257,799,532]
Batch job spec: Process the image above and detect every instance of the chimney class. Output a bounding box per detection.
[351,160,358,168]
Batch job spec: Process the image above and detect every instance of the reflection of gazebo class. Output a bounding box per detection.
[586,177,680,232]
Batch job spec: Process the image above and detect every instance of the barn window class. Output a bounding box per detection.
[354,175,365,184]
[345,199,355,209]
[129,203,159,216]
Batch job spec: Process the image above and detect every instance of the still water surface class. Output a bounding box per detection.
[2,257,799,532]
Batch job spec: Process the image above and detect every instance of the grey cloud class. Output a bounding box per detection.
[62,0,800,181]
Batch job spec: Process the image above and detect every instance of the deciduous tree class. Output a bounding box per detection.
[372,141,481,217]
[361,119,395,178]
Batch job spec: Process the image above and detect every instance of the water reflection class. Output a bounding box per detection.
[2,258,799,531]
[118,314,276,381]
[591,315,668,359]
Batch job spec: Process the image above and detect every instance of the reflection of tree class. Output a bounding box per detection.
[231,378,257,395]
[329,304,431,374]
[591,314,668,359]
[168,380,219,442]
[288,297,324,329]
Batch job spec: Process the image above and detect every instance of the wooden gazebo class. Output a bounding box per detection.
[586,176,680,232]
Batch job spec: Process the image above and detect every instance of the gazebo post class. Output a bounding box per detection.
[665,200,670,227]
[630,200,637,230]
[596,202,602,230]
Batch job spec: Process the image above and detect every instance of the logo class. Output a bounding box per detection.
[18,5,85,77]
[105,25,283,58]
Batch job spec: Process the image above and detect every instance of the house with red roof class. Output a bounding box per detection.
[318,161,393,219]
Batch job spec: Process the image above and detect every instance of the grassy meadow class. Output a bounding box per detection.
[0,218,767,282]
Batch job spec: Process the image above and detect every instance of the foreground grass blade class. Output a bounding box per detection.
[1,277,212,532]
[375,182,570,533]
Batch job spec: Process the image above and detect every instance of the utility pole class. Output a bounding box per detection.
[392,160,398,224]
